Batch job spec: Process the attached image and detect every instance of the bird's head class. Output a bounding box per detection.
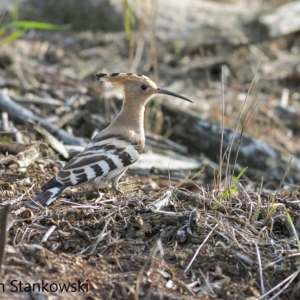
[94,72,192,106]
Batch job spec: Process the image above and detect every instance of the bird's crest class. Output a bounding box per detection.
[94,72,157,87]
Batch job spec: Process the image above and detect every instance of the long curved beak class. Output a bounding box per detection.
[157,88,193,103]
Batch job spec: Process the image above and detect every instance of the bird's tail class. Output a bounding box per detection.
[26,186,66,209]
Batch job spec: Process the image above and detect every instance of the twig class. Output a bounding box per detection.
[41,225,57,243]
[89,217,112,254]
[255,243,265,296]
[0,204,11,273]
[12,94,64,106]
[144,190,172,211]
[184,223,218,273]
[259,268,300,300]
[31,122,69,159]
[172,188,205,203]
[231,249,255,266]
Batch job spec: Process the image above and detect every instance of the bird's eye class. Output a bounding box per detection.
[141,84,147,90]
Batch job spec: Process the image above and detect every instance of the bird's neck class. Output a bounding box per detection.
[109,101,146,137]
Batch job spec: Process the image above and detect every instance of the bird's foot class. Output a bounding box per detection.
[112,186,124,195]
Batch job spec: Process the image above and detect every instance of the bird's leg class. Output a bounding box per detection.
[111,169,128,195]
[92,183,102,198]
[112,177,124,195]
[113,186,124,195]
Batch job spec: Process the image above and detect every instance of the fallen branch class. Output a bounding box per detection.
[0,91,86,146]
[162,103,300,183]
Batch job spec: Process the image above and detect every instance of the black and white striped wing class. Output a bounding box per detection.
[46,135,141,188]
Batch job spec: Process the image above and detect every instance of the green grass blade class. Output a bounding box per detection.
[286,211,300,253]
[220,167,248,200]
[230,167,248,189]
[212,166,248,210]
[3,28,27,44]
[7,21,70,30]
[0,21,70,44]
[123,0,136,42]
[0,21,70,38]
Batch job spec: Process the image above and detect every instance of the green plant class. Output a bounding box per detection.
[264,202,280,226]
[0,21,70,45]
[285,211,300,253]
[222,166,248,199]
[212,166,248,210]
[123,0,137,64]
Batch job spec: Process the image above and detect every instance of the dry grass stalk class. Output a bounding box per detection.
[184,223,218,273]
[218,66,226,189]
[224,53,264,187]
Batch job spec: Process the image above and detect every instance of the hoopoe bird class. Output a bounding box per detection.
[27,73,192,208]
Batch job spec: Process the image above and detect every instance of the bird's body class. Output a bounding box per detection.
[27,73,192,208]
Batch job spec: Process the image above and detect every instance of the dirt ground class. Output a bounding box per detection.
[1,1,300,299]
